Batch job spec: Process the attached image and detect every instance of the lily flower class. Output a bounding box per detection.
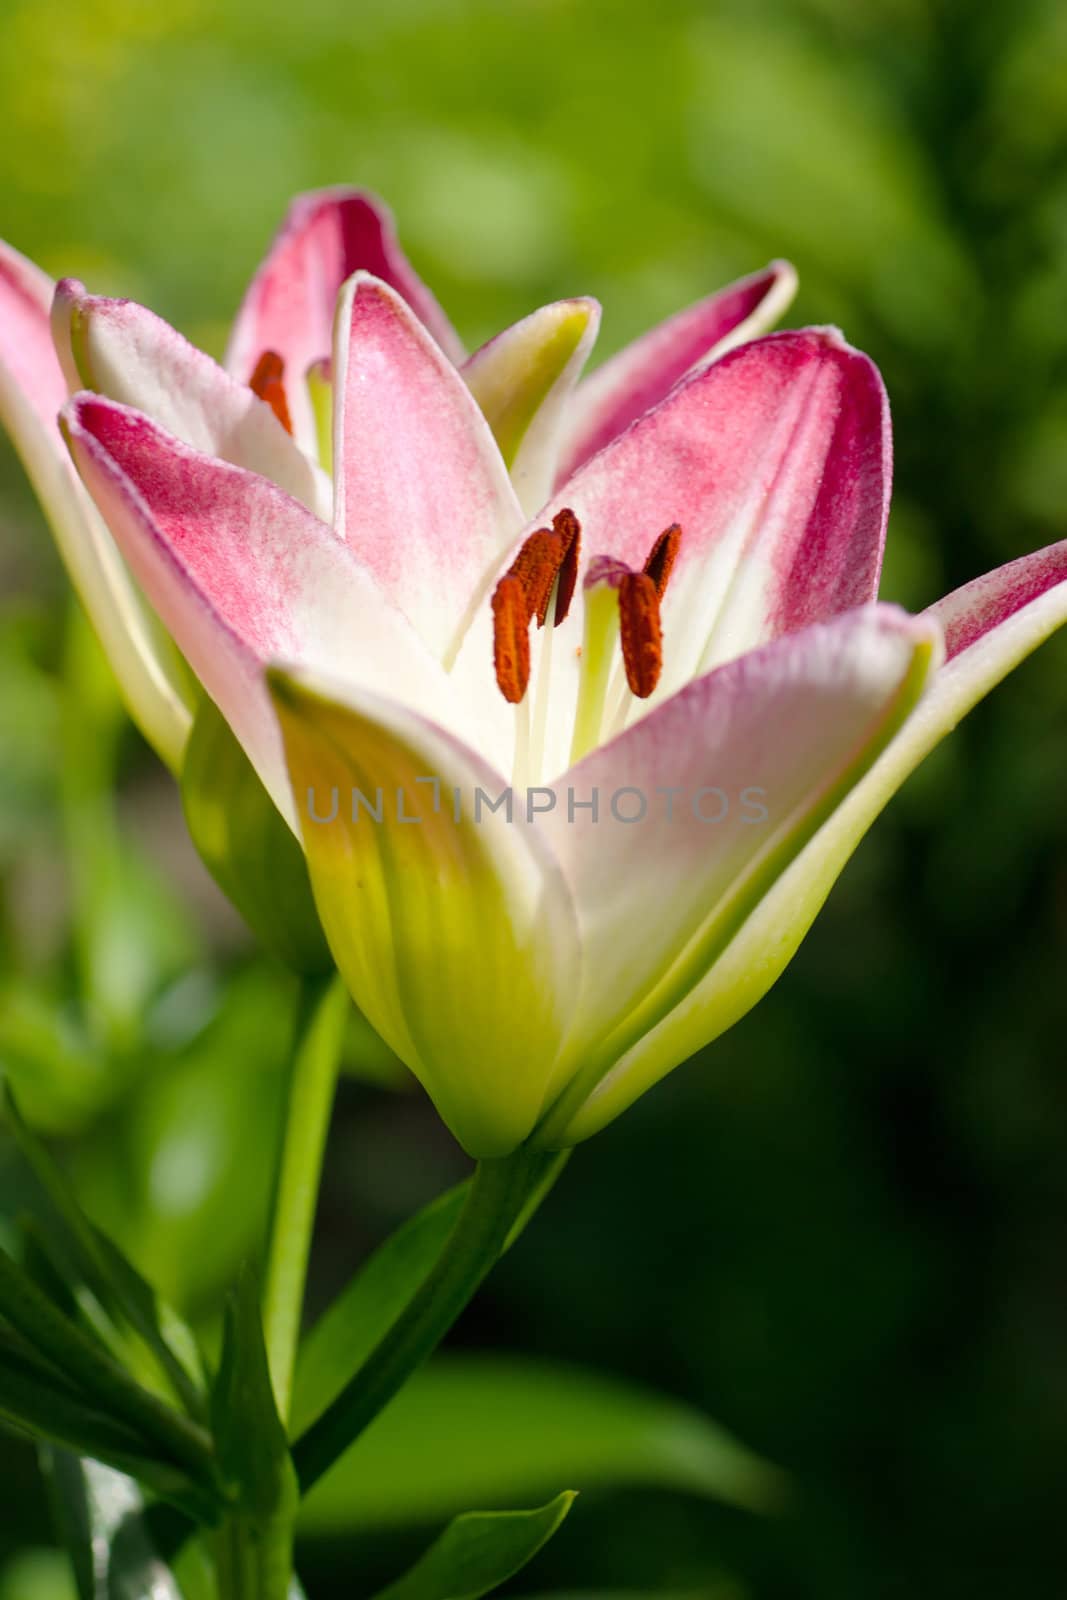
[52,265,1067,1158]
[0,187,795,769]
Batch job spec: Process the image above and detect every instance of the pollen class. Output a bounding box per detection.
[643,522,682,599]
[491,512,585,704]
[248,350,293,435]
[492,576,532,704]
[551,508,581,624]
[502,508,582,630]
[511,530,562,627]
[618,571,663,698]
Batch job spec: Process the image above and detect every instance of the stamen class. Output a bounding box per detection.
[490,512,584,709]
[249,350,293,435]
[571,522,681,755]
[618,571,663,698]
[643,522,682,599]
[512,530,562,627]
[551,508,581,624]
[492,577,531,704]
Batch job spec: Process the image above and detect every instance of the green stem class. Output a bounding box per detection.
[215,1507,294,1600]
[262,974,348,1425]
[292,1144,559,1494]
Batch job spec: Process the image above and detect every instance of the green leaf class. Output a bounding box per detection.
[0,1337,207,1514]
[371,1493,575,1600]
[180,694,330,975]
[292,1183,467,1435]
[212,1267,299,1600]
[40,1451,186,1600]
[292,1153,568,1437]
[301,1356,784,1533]
[90,1229,206,1410]
[0,1243,219,1514]
[3,1083,206,1413]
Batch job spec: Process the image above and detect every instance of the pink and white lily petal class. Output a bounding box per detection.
[226,188,463,453]
[556,261,798,485]
[333,274,524,666]
[462,298,600,517]
[494,326,892,783]
[0,240,192,767]
[62,395,461,823]
[270,666,582,1158]
[58,283,331,520]
[534,603,940,1141]
[516,326,892,779]
[554,542,1067,1144]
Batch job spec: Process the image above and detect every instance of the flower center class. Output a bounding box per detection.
[248,349,293,435]
[490,512,682,781]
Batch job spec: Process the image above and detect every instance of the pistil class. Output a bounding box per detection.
[306,356,333,471]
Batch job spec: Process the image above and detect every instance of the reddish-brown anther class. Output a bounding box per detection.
[618,570,664,698]
[248,350,293,435]
[552,508,582,625]
[491,512,584,702]
[492,576,532,703]
[512,530,562,627]
[643,522,682,599]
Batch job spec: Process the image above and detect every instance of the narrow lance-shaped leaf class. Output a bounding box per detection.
[292,1185,466,1436]
[0,1242,219,1502]
[292,1152,568,1436]
[300,1355,784,1533]
[371,1493,576,1600]
[3,1083,206,1414]
[0,1335,211,1518]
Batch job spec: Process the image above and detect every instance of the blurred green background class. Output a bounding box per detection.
[2,0,1067,1595]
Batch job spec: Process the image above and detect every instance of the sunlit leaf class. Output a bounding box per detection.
[301,1356,783,1532]
[371,1493,574,1600]
[3,1084,205,1411]
[293,1153,568,1436]
[292,1184,466,1436]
